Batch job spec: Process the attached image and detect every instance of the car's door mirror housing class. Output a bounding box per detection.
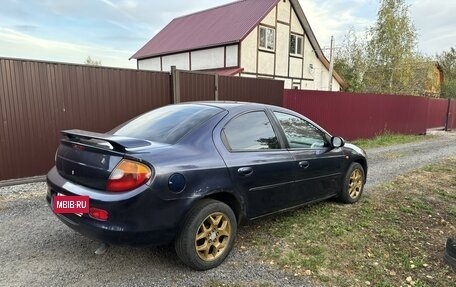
[331,136,345,148]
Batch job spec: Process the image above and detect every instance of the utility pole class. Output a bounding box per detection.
[328,36,335,91]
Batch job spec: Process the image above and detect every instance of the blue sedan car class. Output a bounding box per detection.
[46,102,367,270]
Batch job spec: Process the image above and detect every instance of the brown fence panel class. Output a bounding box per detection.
[284,89,430,140]
[219,76,283,106]
[0,58,171,181]
[448,99,456,130]
[426,98,449,129]
[178,71,216,102]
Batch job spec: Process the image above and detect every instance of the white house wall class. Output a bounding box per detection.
[258,52,274,75]
[241,27,258,73]
[290,9,304,34]
[301,79,315,90]
[290,57,303,78]
[138,45,239,72]
[333,78,340,90]
[275,23,289,77]
[138,57,160,70]
[225,45,239,67]
[277,0,291,23]
[238,0,342,91]
[310,60,340,91]
[302,36,340,91]
[302,36,315,79]
[191,47,224,70]
[162,52,189,71]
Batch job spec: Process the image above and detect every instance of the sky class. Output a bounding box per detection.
[0,0,454,69]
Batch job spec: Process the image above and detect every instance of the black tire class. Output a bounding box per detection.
[174,199,237,270]
[444,237,456,269]
[339,162,365,204]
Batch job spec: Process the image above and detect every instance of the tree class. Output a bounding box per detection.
[334,29,368,92]
[437,47,456,98]
[364,0,417,94]
[84,56,102,66]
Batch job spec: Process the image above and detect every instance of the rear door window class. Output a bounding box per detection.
[222,111,280,151]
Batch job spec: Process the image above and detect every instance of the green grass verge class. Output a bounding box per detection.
[352,133,431,149]
[241,158,456,287]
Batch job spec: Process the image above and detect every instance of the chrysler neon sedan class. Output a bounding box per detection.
[46,102,367,270]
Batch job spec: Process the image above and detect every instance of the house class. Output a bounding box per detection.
[130,0,345,91]
[423,63,444,97]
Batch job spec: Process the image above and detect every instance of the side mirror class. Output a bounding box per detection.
[331,136,345,148]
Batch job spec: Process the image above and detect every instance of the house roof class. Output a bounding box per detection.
[130,0,279,60]
[131,0,346,88]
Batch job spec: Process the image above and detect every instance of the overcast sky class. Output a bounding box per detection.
[0,0,454,69]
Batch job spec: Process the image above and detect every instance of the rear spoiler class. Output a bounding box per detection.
[61,129,153,153]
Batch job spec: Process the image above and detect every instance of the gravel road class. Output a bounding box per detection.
[364,130,456,189]
[1,131,455,287]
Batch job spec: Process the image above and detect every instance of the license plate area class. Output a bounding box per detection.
[52,193,89,216]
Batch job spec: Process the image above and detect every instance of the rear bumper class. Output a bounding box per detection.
[46,167,191,246]
[50,210,175,246]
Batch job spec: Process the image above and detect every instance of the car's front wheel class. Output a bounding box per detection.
[174,199,237,270]
[339,162,365,203]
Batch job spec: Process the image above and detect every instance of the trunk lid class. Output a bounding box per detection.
[56,129,156,190]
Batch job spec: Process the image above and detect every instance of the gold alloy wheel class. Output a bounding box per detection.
[195,212,231,261]
[348,169,363,199]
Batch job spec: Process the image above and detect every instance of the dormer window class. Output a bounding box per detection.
[290,34,303,56]
[259,26,275,52]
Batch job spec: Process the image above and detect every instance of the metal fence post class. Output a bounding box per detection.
[214,74,219,101]
[445,98,451,131]
[171,66,180,104]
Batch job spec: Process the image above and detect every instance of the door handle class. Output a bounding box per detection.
[237,167,253,176]
[298,161,310,168]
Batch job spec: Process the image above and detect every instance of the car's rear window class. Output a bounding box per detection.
[110,104,223,144]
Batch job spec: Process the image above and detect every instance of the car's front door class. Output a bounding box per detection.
[272,111,346,204]
[216,110,296,218]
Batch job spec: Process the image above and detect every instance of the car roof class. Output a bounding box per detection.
[181,101,278,111]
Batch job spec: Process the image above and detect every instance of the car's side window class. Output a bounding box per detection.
[274,112,328,149]
[223,111,280,151]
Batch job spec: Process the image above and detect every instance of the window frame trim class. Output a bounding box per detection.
[258,25,276,53]
[289,33,304,57]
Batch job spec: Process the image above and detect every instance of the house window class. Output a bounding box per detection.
[259,26,275,52]
[290,34,303,56]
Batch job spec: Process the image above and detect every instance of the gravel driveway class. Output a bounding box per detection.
[1,131,455,287]
[364,130,456,189]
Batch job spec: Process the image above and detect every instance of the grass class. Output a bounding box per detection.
[239,158,456,287]
[352,132,431,149]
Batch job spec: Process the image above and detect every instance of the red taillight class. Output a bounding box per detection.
[106,159,152,192]
[89,208,109,221]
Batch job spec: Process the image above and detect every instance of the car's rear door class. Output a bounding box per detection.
[214,110,296,218]
[271,111,346,204]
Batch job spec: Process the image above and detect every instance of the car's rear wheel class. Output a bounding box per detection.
[174,199,237,270]
[339,162,365,203]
